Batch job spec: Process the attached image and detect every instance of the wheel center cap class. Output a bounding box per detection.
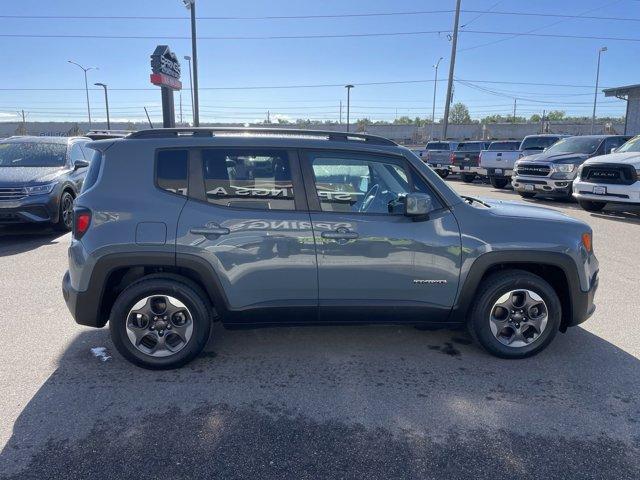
[511,313,524,322]
[155,320,168,330]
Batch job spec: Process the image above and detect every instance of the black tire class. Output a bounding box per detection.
[438,169,450,179]
[109,278,212,369]
[54,191,74,231]
[518,191,536,199]
[578,199,606,212]
[467,270,561,359]
[490,177,509,189]
[461,173,476,183]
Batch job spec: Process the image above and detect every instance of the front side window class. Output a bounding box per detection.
[605,137,629,152]
[616,135,640,153]
[156,149,188,196]
[0,141,67,167]
[309,152,440,214]
[202,149,295,210]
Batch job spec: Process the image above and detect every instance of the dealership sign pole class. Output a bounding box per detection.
[150,45,182,128]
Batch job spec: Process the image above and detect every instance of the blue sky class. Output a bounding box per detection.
[1,0,638,124]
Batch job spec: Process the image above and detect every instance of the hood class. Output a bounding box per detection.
[0,167,67,187]
[478,197,583,224]
[582,151,640,167]
[519,152,590,164]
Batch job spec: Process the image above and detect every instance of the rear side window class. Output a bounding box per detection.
[156,150,188,196]
[81,149,102,193]
[202,149,294,210]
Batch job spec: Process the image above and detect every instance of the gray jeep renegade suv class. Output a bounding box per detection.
[62,128,599,369]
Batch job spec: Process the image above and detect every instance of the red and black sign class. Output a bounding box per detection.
[150,45,182,91]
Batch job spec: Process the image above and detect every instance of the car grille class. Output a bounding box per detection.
[516,164,550,176]
[0,187,27,200]
[580,164,638,185]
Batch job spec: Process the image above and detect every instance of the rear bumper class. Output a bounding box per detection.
[478,168,514,178]
[427,162,451,171]
[0,194,59,224]
[451,166,481,174]
[62,270,104,328]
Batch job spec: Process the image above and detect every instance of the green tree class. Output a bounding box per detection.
[546,110,566,121]
[449,102,471,124]
[529,114,542,122]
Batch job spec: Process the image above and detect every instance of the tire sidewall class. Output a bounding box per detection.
[470,274,561,358]
[55,191,74,231]
[109,280,211,369]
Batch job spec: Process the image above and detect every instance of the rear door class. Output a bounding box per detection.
[300,149,461,323]
[176,147,318,324]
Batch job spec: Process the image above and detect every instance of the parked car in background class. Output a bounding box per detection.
[512,135,632,200]
[62,127,598,368]
[450,141,492,183]
[519,134,570,157]
[573,135,640,211]
[419,140,459,178]
[478,140,522,188]
[0,136,92,230]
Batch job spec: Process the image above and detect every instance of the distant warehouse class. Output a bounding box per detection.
[603,83,640,135]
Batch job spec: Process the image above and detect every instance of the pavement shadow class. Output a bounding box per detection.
[0,226,68,257]
[2,324,639,479]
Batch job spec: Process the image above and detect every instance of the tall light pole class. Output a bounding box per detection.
[431,57,443,140]
[183,55,195,125]
[591,46,607,134]
[345,84,354,132]
[94,83,110,130]
[183,0,200,126]
[68,60,97,128]
[442,0,462,140]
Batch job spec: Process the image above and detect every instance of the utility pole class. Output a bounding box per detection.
[339,100,342,124]
[183,0,200,126]
[345,84,354,132]
[512,98,517,123]
[442,0,461,140]
[94,83,110,130]
[184,55,194,125]
[431,56,443,139]
[591,46,607,134]
[179,91,183,124]
[68,60,97,129]
[267,110,271,123]
[17,109,27,135]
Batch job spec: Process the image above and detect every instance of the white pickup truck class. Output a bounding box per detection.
[479,135,568,189]
[418,141,459,178]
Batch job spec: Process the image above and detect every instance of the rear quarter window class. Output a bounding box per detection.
[156,149,189,196]
[80,149,102,193]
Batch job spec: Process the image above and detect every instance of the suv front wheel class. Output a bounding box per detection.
[467,270,561,358]
[109,278,212,369]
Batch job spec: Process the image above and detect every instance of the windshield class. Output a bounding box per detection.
[615,135,640,153]
[457,142,485,151]
[545,137,602,155]
[0,142,67,167]
[426,142,449,150]
[488,141,520,151]
[520,136,561,151]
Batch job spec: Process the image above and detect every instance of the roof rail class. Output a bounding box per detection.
[127,127,397,146]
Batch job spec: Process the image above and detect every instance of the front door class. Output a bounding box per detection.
[301,149,461,323]
[176,147,318,324]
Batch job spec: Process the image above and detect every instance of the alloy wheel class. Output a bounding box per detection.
[489,289,549,348]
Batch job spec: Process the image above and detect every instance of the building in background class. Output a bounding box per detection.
[604,84,640,136]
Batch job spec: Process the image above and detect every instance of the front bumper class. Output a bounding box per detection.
[573,179,640,205]
[566,270,598,328]
[62,270,104,328]
[512,175,573,197]
[0,193,59,224]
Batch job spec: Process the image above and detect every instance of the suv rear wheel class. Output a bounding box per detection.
[467,270,561,358]
[490,177,509,189]
[578,199,606,212]
[109,278,212,369]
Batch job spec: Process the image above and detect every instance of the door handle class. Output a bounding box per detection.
[190,226,230,236]
[321,230,359,240]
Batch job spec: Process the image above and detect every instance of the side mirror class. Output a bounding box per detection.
[405,193,433,221]
[610,147,617,154]
[73,159,90,169]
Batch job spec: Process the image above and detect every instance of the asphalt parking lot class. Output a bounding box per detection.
[1,178,639,480]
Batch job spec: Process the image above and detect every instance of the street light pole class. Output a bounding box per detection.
[442,0,462,140]
[68,60,97,128]
[184,55,195,125]
[94,83,110,130]
[183,0,200,126]
[431,57,443,140]
[591,46,607,134]
[345,85,354,132]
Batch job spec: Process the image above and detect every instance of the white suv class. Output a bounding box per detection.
[573,135,640,211]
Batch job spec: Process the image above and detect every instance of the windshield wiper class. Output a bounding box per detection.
[462,195,490,207]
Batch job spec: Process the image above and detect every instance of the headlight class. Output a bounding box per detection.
[24,183,56,195]
[552,164,575,173]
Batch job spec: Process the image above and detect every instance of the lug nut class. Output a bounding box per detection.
[167,325,172,329]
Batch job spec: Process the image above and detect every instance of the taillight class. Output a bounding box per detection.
[450,153,455,163]
[74,209,92,240]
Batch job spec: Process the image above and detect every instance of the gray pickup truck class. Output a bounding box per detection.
[419,141,459,178]
[62,128,599,369]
